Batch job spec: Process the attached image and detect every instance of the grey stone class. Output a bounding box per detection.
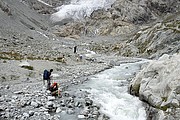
[46,101,53,107]
[56,107,62,113]
[12,95,18,99]
[0,97,5,102]
[67,103,74,108]
[78,114,86,119]
[39,107,48,112]
[92,110,99,116]
[5,85,10,89]
[66,109,75,114]
[0,105,6,111]
[85,99,93,106]
[23,113,29,117]
[31,101,39,108]
[14,91,24,94]
[53,115,61,120]
[48,96,55,101]
[171,99,179,107]
[29,111,34,116]
[75,101,79,107]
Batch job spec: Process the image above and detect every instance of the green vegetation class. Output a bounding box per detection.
[0,51,66,63]
[161,97,168,102]
[156,104,168,111]
[0,52,22,60]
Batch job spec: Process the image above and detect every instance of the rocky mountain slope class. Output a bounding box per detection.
[0,0,179,60]
[49,0,180,58]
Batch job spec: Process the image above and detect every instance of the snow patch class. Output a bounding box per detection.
[50,0,116,23]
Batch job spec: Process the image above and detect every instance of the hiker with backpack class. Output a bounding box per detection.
[43,69,53,90]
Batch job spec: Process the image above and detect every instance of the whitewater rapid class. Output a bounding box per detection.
[79,61,147,120]
[50,0,116,23]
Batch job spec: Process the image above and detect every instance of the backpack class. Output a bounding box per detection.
[43,70,49,80]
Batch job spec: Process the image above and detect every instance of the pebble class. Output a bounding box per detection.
[53,115,61,120]
[75,101,79,107]
[66,109,75,114]
[85,98,93,106]
[14,91,24,94]
[12,95,18,99]
[56,107,62,113]
[0,97,5,102]
[0,105,6,111]
[31,101,39,108]
[23,112,29,117]
[67,103,74,108]
[46,101,53,107]
[5,85,10,89]
[29,110,34,116]
[48,96,55,101]
[78,114,86,119]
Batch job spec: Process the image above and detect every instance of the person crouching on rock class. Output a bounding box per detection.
[49,82,61,96]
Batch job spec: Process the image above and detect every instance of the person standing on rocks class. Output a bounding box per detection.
[43,69,53,90]
[74,46,77,54]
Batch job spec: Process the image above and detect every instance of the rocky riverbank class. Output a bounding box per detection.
[0,53,143,120]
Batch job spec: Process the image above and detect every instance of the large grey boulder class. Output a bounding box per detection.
[130,53,180,119]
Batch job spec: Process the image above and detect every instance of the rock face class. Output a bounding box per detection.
[51,0,180,36]
[49,0,180,59]
[118,12,180,58]
[130,53,180,119]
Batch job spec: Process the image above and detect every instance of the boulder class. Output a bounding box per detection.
[130,53,180,118]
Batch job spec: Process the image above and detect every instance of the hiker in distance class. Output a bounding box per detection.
[43,69,53,90]
[74,46,77,54]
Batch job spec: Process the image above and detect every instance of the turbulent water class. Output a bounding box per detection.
[80,61,147,120]
[50,0,116,22]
